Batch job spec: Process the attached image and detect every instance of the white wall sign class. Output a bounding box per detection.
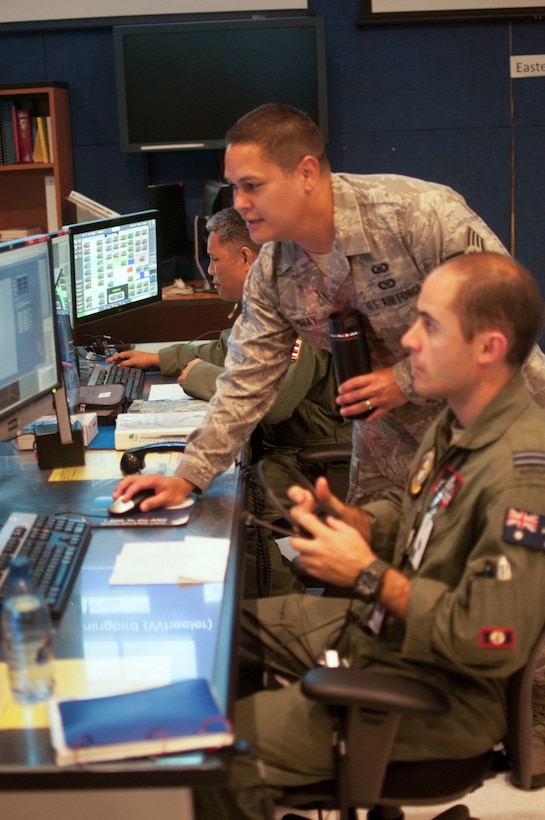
[510,54,545,78]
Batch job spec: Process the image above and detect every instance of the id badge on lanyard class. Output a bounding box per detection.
[408,463,463,571]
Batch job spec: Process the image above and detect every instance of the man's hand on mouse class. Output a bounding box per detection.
[112,474,195,512]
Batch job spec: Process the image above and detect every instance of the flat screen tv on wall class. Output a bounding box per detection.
[113,15,328,152]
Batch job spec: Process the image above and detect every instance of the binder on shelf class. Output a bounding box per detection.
[45,175,59,231]
[13,107,33,163]
[33,115,50,163]
[48,677,234,766]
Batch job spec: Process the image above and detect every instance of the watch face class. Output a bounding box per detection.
[355,560,387,603]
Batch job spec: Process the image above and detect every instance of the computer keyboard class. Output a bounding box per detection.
[87,362,145,402]
[0,512,91,620]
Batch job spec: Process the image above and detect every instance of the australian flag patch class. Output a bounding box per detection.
[503,507,545,552]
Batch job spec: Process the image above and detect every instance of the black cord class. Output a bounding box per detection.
[236,458,274,598]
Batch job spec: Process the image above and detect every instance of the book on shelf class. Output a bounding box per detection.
[13,106,33,163]
[0,116,6,164]
[0,101,16,165]
[48,677,234,766]
[33,115,50,163]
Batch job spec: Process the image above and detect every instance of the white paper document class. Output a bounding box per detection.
[147,383,188,401]
[109,536,230,586]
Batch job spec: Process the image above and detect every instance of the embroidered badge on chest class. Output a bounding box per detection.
[430,464,463,508]
[410,448,435,496]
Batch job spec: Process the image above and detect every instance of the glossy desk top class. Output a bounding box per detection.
[0,411,245,788]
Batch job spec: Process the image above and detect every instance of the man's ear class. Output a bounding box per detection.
[240,246,254,268]
[298,155,321,190]
[478,330,509,364]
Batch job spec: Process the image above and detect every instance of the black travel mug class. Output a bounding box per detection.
[329,310,372,419]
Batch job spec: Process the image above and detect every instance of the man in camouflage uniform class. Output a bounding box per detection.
[113,103,545,513]
[109,207,352,595]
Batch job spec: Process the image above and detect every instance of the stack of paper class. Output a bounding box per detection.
[108,536,230,585]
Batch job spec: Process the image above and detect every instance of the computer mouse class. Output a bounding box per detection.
[108,488,156,516]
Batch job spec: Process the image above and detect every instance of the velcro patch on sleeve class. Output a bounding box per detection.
[513,450,545,469]
[503,507,545,552]
[479,628,516,649]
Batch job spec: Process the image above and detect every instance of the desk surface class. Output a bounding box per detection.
[0,381,245,789]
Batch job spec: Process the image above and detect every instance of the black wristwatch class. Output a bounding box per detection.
[353,559,389,603]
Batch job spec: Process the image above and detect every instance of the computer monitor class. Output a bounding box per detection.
[0,235,65,442]
[51,228,72,317]
[70,210,161,329]
[50,229,80,414]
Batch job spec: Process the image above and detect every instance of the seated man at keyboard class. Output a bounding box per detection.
[108,208,353,597]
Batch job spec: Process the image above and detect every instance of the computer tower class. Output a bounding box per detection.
[146,182,189,260]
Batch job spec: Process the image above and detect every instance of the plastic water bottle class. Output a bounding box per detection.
[1,556,55,704]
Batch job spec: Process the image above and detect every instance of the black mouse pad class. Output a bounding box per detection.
[89,496,195,527]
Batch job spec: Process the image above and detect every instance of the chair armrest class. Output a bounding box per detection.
[302,666,449,717]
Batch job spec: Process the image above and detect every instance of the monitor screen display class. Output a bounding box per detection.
[113,16,328,152]
[0,236,61,442]
[70,211,161,328]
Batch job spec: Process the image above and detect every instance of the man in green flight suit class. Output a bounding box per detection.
[192,251,545,819]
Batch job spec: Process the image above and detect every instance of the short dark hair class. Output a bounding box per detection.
[205,207,260,254]
[225,103,329,174]
[448,252,544,366]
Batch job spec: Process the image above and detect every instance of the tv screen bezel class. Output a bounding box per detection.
[113,15,329,153]
[69,210,161,330]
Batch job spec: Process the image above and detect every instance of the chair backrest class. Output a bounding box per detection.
[505,620,545,789]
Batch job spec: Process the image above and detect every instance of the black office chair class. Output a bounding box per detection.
[297,443,352,501]
[280,621,545,820]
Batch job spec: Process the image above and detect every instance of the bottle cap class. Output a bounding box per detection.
[8,556,31,579]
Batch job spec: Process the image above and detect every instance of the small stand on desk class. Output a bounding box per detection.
[34,382,85,470]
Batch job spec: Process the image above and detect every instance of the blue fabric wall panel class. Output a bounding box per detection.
[512,126,545,278]
[335,23,509,132]
[0,31,46,81]
[44,30,118,145]
[72,144,143,214]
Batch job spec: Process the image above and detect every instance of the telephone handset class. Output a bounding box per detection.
[120,442,187,475]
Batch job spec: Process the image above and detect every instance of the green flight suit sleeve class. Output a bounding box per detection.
[403,482,545,680]
[158,342,198,376]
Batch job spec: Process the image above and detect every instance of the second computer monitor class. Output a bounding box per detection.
[70,210,160,329]
[0,235,62,441]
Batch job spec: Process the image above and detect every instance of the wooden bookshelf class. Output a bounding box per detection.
[0,83,74,235]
